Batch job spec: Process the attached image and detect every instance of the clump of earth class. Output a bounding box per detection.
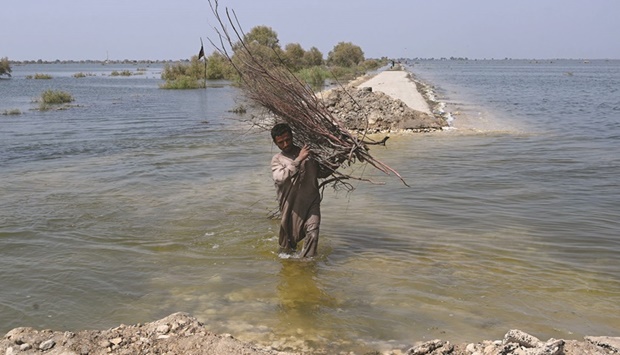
[321,83,446,133]
[1,313,295,355]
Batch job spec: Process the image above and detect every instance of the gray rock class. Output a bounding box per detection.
[407,339,453,354]
[39,339,55,351]
[538,338,565,355]
[585,336,620,352]
[156,324,171,334]
[504,329,542,348]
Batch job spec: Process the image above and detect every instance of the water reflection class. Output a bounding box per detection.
[277,259,324,316]
[275,259,335,347]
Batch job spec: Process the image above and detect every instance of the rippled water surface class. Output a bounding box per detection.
[1,61,619,353]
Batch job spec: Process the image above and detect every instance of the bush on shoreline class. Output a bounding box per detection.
[159,75,206,89]
[159,25,387,90]
[296,66,330,90]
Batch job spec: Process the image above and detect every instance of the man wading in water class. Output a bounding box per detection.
[270,123,331,258]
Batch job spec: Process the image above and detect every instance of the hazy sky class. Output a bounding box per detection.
[3,0,619,61]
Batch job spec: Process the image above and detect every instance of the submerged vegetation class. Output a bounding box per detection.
[159,75,206,89]
[73,72,96,78]
[27,73,53,79]
[37,89,75,110]
[229,104,247,114]
[110,70,133,76]
[160,53,236,89]
[41,89,74,104]
[2,108,22,115]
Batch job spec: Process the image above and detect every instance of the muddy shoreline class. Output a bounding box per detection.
[2,312,619,354]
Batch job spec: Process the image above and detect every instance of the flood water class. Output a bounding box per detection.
[1,60,619,354]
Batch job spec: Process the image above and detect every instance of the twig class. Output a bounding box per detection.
[206,0,409,190]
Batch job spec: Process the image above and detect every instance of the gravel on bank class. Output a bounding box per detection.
[2,313,619,355]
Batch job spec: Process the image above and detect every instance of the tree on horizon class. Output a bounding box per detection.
[0,57,12,77]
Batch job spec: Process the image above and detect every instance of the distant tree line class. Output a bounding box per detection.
[161,26,388,89]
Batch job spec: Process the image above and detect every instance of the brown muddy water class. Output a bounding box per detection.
[1,61,619,354]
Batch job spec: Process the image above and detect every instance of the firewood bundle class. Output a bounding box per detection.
[208,0,407,190]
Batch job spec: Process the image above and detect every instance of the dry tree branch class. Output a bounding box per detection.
[207,0,409,190]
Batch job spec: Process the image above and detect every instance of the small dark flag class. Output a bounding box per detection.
[198,44,205,60]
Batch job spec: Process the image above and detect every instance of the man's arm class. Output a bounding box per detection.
[271,155,299,186]
[271,145,310,185]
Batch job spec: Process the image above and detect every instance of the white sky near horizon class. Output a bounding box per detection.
[2,0,619,61]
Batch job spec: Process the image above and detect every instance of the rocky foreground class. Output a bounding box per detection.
[2,312,619,355]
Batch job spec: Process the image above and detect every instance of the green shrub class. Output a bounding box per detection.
[328,66,361,81]
[41,89,74,104]
[162,56,208,81]
[159,75,205,89]
[161,62,190,81]
[161,54,236,88]
[296,66,330,89]
[327,42,364,68]
[110,70,132,76]
[206,52,236,80]
[27,73,52,79]
[37,89,74,110]
[2,108,22,115]
[0,57,11,77]
[359,58,385,71]
[73,72,87,78]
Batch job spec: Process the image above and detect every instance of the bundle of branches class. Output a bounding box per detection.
[208,0,407,190]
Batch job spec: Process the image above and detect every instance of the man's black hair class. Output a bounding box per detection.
[271,123,292,141]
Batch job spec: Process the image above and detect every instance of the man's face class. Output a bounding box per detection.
[274,132,293,153]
